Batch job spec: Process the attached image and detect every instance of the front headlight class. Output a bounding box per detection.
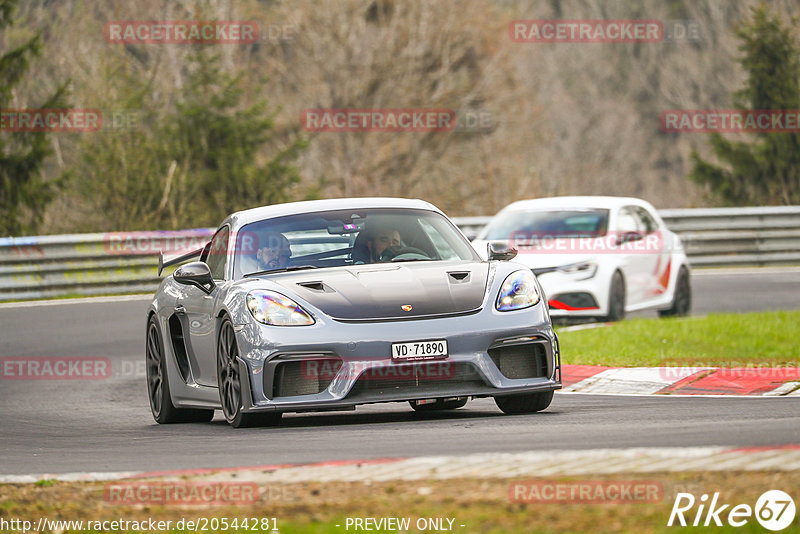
[557,260,597,280]
[496,270,540,311]
[246,290,315,326]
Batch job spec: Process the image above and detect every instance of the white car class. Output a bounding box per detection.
[472,196,691,321]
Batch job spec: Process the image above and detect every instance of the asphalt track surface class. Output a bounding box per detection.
[1,268,799,476]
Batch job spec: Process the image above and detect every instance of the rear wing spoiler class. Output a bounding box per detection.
[158,247,204,276]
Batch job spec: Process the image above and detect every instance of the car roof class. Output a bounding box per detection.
[223,197,441,229]
[498,196,656,212]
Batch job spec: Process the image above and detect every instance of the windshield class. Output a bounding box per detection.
[481,209,609,240]
[233,208,479,278]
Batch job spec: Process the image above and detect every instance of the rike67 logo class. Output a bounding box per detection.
[668,490,796,531]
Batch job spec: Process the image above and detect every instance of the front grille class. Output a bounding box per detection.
[348,361,484,396]
[549,292,599,309]
[272,358,340,398]
[489,343,548,379]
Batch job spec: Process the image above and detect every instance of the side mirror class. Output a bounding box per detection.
[616,231,643,246]
[487,241,518,261]
[173,261,215,294]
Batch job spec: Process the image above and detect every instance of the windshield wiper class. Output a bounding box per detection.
[244,265,319,277]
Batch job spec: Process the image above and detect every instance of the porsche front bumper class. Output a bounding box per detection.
[234,305,561,413]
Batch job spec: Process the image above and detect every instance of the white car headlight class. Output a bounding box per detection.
[246,290,315,326]
[496,270,540,311]
[558,260,597,280]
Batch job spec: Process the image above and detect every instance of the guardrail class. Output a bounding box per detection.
[1,206,798,301]
[0,229,213,301]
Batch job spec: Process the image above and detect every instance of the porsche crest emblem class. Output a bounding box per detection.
[401,305,413,312]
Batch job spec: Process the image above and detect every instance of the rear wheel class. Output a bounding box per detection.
[494,391,553,414]
[217,318,282,428]
[409,397,468,412]
[659,266,691,318]
[146,316,213,424]
[602,271,626,322]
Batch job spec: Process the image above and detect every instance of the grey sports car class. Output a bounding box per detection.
[146,198,561,427]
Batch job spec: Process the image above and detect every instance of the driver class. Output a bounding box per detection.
[367,226,403,262]
[255,232,292,270]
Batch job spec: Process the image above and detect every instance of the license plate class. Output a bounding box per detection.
[391,340,448,360]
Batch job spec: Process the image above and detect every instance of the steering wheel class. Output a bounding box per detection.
[380,245,430,262]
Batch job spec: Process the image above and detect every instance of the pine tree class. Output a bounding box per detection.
[0,0,68,235]
[689,5,800,205]
[166,50,307,225]
[71,49,306,230]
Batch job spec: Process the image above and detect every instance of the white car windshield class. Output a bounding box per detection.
[233,208,479,278]
[482,209,610,240]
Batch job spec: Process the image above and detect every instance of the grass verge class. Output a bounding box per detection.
[556,310,800,367]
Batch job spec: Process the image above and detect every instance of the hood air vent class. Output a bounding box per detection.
[296,281,333,293]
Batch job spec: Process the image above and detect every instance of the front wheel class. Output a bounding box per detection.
[146,316,213,424]
[217,318,282,428]
[494,391,554,414]
[601,271,626,322]
[659,266,691,317]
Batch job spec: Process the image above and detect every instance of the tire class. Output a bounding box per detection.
[659,266,691,318]
[146,316,214,424]
[602,271,626,322]
[409,397,468,412]
[217,318,282,428]
[494,391,554,414]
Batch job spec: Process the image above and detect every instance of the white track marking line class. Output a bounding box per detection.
[0,294,151,309]
[562,367,707,395]
[7,446,800,484]
[559,322,613,332]
[0,471,141,483]
[558,391,800,398]
[764,382,800,396]
[692,266,800,276]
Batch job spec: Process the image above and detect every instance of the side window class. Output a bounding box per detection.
[634,207,658,234]
[205,226,230,280]
[616,207,641,233]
